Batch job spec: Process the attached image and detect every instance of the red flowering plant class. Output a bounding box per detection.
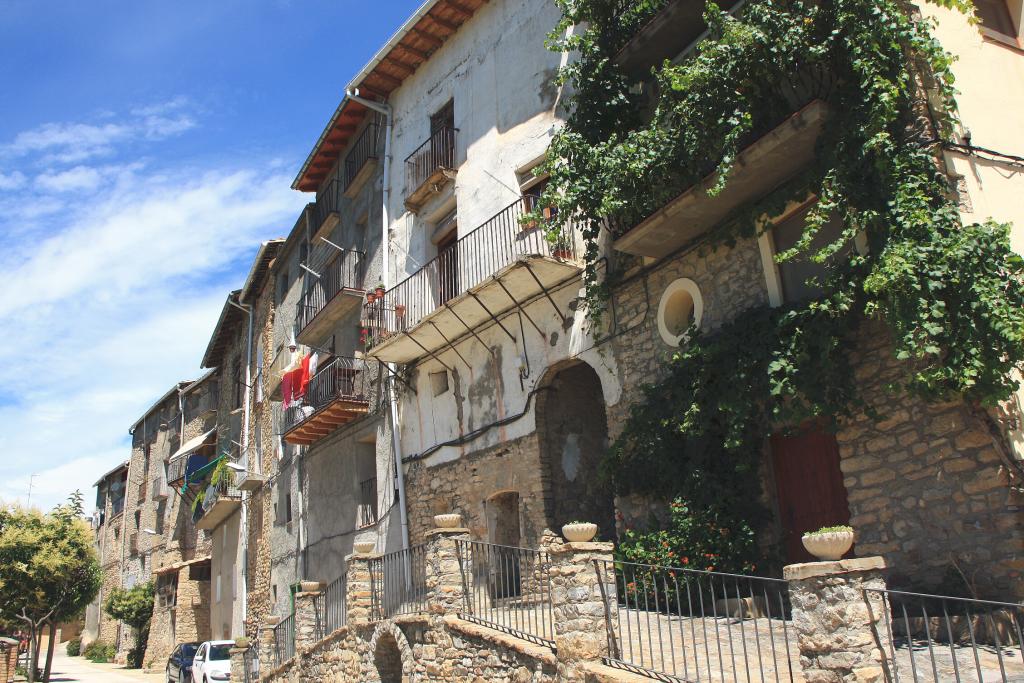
[614,499,762,613]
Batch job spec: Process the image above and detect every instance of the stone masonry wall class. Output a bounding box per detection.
[834,322,1024,599]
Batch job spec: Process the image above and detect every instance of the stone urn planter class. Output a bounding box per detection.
[353,540,376,555]
[433,513,462,529]
[300,580,323,593]
[562,522,598,542]
[801,526,854,561]
[234,636,250,649]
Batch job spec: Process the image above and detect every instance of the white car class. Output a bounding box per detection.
[191,640,233,682]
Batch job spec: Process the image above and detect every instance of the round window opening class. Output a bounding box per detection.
[657,278,704,347]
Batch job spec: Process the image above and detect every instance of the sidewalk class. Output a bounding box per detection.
[20,649,163,682]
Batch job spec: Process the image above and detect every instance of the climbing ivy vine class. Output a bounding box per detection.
[532,0,1024,538]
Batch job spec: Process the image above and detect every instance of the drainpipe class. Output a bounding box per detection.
[345,88,410,554]
[226,295,254,634]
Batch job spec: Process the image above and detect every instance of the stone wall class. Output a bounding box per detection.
[834,323,1024,598]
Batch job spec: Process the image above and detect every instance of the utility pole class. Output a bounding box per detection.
[26,473,38,509]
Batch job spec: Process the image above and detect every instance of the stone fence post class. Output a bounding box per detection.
[346,547,377,626]
[258,615,280,675]
[228,645,247,683]
[294,581,325,651]
[784,557,890,683]
[543,531,618,682]
[424,519,471,616]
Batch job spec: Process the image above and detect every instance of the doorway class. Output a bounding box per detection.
[770,426,852,563]
[485,492,522,599]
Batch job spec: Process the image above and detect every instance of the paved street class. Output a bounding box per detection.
[40,649,162,683]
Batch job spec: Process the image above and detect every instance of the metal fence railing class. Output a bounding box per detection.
[312,177,342,231]
[866,589,1024,683]
[595,559,798,683]
[362,195,580,341]
[405,125,457,196]
[371,544,429,619]
[343,123,381,193]
[456,540,556,647]
[358,477,378,527]
[283,356,371,434]
[272,612,295,668]
[242,645,260,683]
[314,573,348,641]
[297,248,365,332]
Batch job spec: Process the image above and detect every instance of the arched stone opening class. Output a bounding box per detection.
[373,632,404,683]
[535,360,616,540]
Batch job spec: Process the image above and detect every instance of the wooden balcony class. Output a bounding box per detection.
[614,100,829,258]
[282,357,371,445]
[195,480,242,531]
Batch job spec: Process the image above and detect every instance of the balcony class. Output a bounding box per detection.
[404,126,458,212]
[195,479,242,531]
[129,532,139,556]
[310,178,342,242]
[361,196,582,365]
[614,98,830,258]
[167,453,211,487]
[282,357,371,445]
[151,476,168,501]
[342,123,381,199]
[358,477,378,528]
[136,480,147,504]
[296,248,366,346]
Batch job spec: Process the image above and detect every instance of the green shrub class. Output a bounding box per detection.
[83,640,115,663]
[65,637,81,657]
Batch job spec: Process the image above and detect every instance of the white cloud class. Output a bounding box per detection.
[0,103,306,511]
[4,100,197,164]
[0,170,26,190]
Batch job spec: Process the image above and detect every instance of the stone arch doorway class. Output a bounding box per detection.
[367,621,413,683]
[535,360,616,539]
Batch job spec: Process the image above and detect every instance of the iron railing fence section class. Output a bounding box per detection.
[242,645,260,683]
[455,539,556,647]
[283,356,371,433]
[363,195,580,339]
[343,123,382,192]
[313,572,348,641]
[596,559,798,683]
[358,477,378,527]
[405,125,457,196]
[297,248,366,332]
[865,588,1024,683]
[371,544,429,619]
[272,612,295,668]
[312,178,342,230]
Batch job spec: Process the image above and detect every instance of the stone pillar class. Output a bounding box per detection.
[543,531,618,682]
[346,550,377,625]
[424,521,471,616]
[294,582,325,651]
[0,637,15,683]
[784,557,890,683]
[228,645,247,683]
[258,616,280,675]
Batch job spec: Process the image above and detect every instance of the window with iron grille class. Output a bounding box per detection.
[157,572,178,608]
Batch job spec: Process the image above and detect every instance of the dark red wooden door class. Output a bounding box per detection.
[770,427,852,563]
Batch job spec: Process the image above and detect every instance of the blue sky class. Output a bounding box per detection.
[0,0,422,511]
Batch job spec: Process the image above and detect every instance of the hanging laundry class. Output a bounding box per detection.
[281,368,294,409]
[308,352,319,378]
[297,353,316,399]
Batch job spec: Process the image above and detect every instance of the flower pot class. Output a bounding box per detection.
[553,247,571,260]
[353,540,376,555]
[375,286,385,298]
[394,304,406,318]
[366,292,376,304]
[433,513,462,529]
[300,581,323,593]
[234,637,250,649]
[562,522,598,542]
[801,530,854,561]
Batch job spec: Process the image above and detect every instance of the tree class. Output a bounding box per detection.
[0,491,101,682]
[104,581,155,668]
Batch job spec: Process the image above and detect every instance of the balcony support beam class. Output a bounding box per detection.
[427,320,472,370]
[523,261,566,322]
[495,277,546,342]
[443,302,496,358]
[468,291,516,344]
[406,331,454,372]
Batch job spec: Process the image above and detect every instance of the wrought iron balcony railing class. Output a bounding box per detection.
[342,123,381,195]
[297,248,365,334]
[312,178,342,233]
[405,126,458,202]
[358,477,378,528]
[362,195,578,339]
[283,356,371,439]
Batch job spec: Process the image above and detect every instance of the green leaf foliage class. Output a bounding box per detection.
[537,0,1024,541]
[104,581,155,632]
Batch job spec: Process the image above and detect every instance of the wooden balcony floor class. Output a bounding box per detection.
[283,397,370,445]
